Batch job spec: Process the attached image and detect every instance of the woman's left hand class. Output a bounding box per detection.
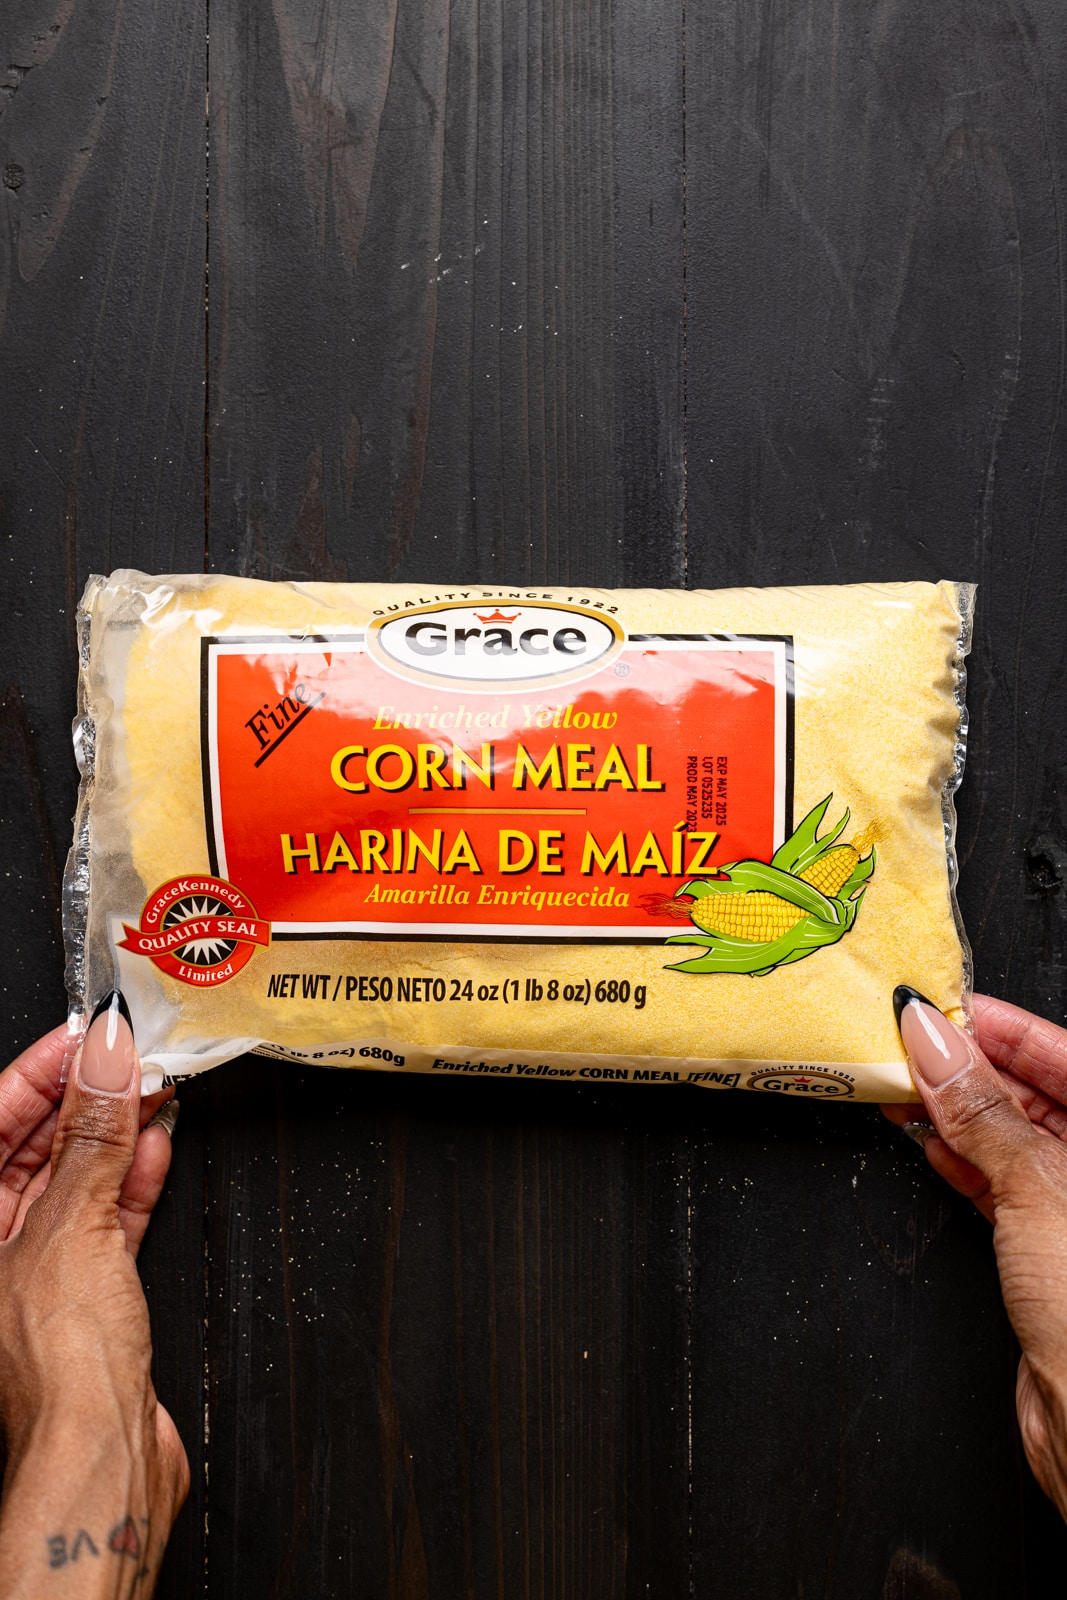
[883,991,1067,1524]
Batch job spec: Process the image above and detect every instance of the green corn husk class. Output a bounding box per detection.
[665,795,876,976]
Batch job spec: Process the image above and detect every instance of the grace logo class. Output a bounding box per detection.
[746,1067,856,1098]
[368,601,625,690]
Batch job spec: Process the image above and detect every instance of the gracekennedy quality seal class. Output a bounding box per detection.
[117,876,270,987]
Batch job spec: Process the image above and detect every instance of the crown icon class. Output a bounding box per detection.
[475,609,520,623]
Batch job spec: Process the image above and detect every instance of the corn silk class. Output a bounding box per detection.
[65,574,974,1101]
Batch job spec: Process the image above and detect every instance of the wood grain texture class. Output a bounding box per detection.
[208,0,684,587]
[684,0,1067,1008]
[0,2,208,1593]
[683,5,1066,1590]
[1,0,1066,1594]
[687,1099,1023,1597]
[0,0,208,879]
[200,1064,689,1597]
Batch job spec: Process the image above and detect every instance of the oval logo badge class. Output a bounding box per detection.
[746,1067,856,1098]
[368,602,625,691]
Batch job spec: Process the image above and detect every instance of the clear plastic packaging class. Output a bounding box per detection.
[65,573,974,1101]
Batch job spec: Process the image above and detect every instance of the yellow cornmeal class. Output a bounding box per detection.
[68,573,973,1102]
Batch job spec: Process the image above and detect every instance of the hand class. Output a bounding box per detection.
[0,995,189,1597]
[882,990,1067,1523]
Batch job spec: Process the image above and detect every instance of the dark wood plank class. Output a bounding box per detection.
[0,2,208,1593]
[206,1,687,1593]
[208,0,684,587]
[688,1099,1023,1598]
[684,1,1067,1591]
[202,1064,689,1597]
[0,689,64,1044]
[0,0,208,859]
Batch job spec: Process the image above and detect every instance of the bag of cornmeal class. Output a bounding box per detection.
[64,573,973,1101]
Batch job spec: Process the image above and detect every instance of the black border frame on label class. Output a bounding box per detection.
[199,631,796,944]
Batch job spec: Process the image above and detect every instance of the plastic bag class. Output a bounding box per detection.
[65,573,973,1101]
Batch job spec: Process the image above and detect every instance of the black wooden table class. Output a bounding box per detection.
[2,2,1066,1594]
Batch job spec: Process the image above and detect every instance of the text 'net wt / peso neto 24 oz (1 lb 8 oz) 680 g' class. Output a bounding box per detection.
[64,575,974,1103]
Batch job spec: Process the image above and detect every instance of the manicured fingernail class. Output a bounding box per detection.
[901,1121,935,1148]
[893,986,971,1086]
[145,1098,180,1138]
[80,990,135,1094]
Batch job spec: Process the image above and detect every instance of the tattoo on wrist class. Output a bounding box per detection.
[47,1530,98,1567]
[45,1516,161,1589]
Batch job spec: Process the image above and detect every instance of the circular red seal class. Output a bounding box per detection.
[118,876,270,987]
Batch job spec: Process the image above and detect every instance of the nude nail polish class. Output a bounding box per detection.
[80,990,135,1093]
[893,985,971,1086]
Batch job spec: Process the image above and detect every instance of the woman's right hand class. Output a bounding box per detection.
[0,996,188,1597]
[883,991,1067,1522]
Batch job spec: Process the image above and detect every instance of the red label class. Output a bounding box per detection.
[204,629,792,942]
[119,875,269,984]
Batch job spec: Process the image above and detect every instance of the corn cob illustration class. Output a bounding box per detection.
[684,819,879,944]
[688,890,806,943]
[665,796,876,975]
[795,821,878,897]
